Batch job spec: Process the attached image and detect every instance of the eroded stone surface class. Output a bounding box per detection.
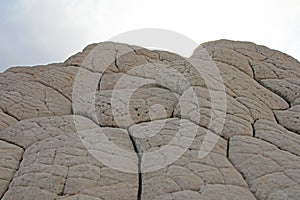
[229,136,300,200]
[0,116,138,200]
[0,65,74,123]
[254,119,300,156]
[274,105,300,134]
[0,108,18,132]
[74,87,179,128]
[128,118,256,200]
[0,39,299,199]
[0,140,23,198]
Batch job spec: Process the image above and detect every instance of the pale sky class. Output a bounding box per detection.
[0,0,300,72]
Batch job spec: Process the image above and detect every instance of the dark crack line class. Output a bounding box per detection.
[126,116,222,141]
[36,81,72,102]
[251,121,300,158]
[114,49,120,71]
[97,73,104,91]
[58,167,69,196]
[264,85,292,108]
[251,119,258,137]
[216,56,291,110]
[234,48,268,62]
[226,138,230,158]
[249,120,299,157]
[213,60,252,78]
[128,134,142,200]
[274,119,299,136]
[246,59,291,108]
[0,138,24,150]
[226,138,259,200]
[69,64,98,74]
[256,135,300,157]
[247,59,256,80]
[1,109,19,121]
[272,110,281,125]
[246,117,300,157]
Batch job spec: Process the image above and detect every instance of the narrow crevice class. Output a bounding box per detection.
[273,109,300,134]
[36,80,72,102]
[0,138,24,150]
[70,105,74,115]
[247,59,256,80]
[234,48,268,62]
[226,138,259,200]
[272,110,280,125]
[260,83,291,108]
[252,119,258,137]
[14,151,24,174]
[247,59,291,108]
[125,116,222,141]
[114,50,120,71]
[171,107,177,119]
[218,55,291,110]
[58,167,69,196]
[70,64,98,74]
[226,138,230,158]
[256,136,300,157]
[97,73,104,91]
[247,59,289,105]
[2,109,19,121]
[128,134,142,200]
[213,60,251,77]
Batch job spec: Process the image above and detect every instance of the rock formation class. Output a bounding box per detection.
[0,40,299,199]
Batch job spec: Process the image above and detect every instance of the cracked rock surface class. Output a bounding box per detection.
[0,39,299,199]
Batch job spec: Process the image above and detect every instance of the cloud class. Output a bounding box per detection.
[0,0,299,71]
[0,0,137,71]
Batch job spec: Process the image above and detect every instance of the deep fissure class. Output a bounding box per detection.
[129,135,142,200]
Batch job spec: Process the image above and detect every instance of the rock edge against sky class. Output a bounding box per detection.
[0,39,299,200]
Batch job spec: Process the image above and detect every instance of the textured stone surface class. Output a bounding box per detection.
[274,105,300,134]
[0,116,138,199]
[0,39,299,199]
[128,118,256,200]
[229,136,300,200]
[0,140,23,198]
[0,65,74,126]
[0,108,17,132]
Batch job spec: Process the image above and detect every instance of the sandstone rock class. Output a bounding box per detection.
[274,105,300,134]
[0,140,23,198]
[0,39,299,199]
[0,116,138,199]
[229,135,300,200]
[0,108,18,132]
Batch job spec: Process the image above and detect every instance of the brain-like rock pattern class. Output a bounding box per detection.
[0,39,299,200]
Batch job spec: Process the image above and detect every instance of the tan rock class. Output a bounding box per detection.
[0,39,299,199]
[274,105,300,134]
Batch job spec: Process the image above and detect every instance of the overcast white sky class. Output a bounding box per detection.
[0,0,299,72]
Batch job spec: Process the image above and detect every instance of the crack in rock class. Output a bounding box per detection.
[0,39,299,200]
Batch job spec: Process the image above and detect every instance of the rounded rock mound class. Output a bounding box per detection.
[0,40,299,200]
